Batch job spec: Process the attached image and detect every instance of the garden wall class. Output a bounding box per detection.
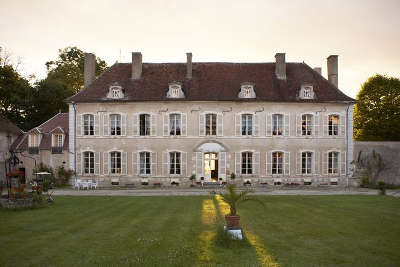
[354,141,400,185]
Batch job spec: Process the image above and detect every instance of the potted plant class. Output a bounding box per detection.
[219,184,263,229]
[190,174,196,187]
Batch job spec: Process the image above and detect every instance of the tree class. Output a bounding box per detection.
[45,46,107,93]
[354,74,400,141]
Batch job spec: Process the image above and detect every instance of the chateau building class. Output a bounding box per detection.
[67,52,355,186]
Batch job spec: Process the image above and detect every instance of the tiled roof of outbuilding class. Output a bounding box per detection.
[67,62,355,103]
[0,115,23,135]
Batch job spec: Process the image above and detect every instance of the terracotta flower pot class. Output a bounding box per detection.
[225,215,240,229]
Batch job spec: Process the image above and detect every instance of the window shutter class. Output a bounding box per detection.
[199,113,205,136]
[217,113,223,136]
[122,152,127,175]
[296,115,302,136]
[322,151,328,175]
[296,151,301,175]
[266,152,272,175]
[284,152,290,175]
[196,152,203,179]
[121,114,127,136]
[103,152,109,174]
[339,113,346,136]
[132,152,138,175]
[266,113,272,137]
[77,114,82,136]
[235,152,241,175]
[151,152,157,176]
[94,114,99,136]
[323,115,328,136]
[95,152,100,175]
[340,151,346,175]
[313,114,320,137]
[219,152,226,180]
[235,114,241,136]
[76,152,82,175]
[103,113,109,136]
[132,114,139,136]
[163,114,169,136]
[151,114,157,136]
[162,151,169,176]
[253,152,260,176]
[181,113,187,136]
[313,152,320,175]
[51,134,54,147]
[284,113,290,136]
[181,152,187,176]
[253,114,260,136]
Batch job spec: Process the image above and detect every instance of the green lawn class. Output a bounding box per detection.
[0,195,399,266]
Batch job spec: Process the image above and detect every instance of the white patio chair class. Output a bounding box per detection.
[80,180,89,190]
[74,179,81,190]
[87,180,93,189]
[91,180,98,189]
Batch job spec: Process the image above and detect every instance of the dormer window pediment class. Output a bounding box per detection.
[107,83,124,99]
[299,84,315,100]
[238,83,256,98]
[167,82,185,98]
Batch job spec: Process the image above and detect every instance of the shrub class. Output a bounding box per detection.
[56,166,73,186]
[230,173,236,180]
[377,181,386,195]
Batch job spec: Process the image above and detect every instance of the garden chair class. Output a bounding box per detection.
[74,179,81,190]
[91,180,98,189]
[87,180,93,189]
[80,180,89,190]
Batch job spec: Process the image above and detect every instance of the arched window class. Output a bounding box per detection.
[84,151,95,174]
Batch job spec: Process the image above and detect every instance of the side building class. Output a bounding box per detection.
[67,52,356,187]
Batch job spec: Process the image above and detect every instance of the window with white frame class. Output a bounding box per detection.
[169,152,181,175]
[302,151,313,174]
[140,114,151,136]
[169,113,181,136]
[300,85,314,99]
[110,151,121,174]
[238,84,255,98]
[84,151,95,174]
[328,151,339,174]
[205,113,217,136]
[110,114,121,136]
[272,151,284,174]
[241,152,253,174]
[301,114,313,136]
[241,114,253,136]
[53,134,63,147]
[272,114,284,136]
[83,114,94,135]
[139,152,151,175]
[112,88,121,98]
[29,134,40,147]
[328,115,339,136]
[167,84,184,98]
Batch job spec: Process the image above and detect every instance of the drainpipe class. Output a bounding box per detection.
[345,103,350,189]
[72,102,77,176]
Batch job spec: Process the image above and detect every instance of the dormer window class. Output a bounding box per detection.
[107,83,124,99]
[238,83,256,98]
[299,85,315,100]
[167,83,184,98]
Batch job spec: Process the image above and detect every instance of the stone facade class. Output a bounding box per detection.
[0,116,22,183]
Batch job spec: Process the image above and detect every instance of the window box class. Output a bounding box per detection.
[51,147,63,154]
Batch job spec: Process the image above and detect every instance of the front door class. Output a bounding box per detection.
[204,152,218,182]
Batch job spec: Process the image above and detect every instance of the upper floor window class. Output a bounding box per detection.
[28,133,40,154]
[241,152,253,174]
[140,114,151,136]
[241,114,253,136]
[272,151,284,174]
[107,84,124,99]
[169,152,181,175]
[110,114,121,136]
[205,113,217,136]
[272,114,283,136]
[328,151,339,174]
[238,84,256,98]
[110,151,121,174]
[84,151,95,174]
[139,151,151,175]
[167,83,184,98]
[328,115,339,136]
[169,113,181,136]
[302,114,313,136]
[302,151,313,174]
[83,114,94,135]
[299,85,315,100]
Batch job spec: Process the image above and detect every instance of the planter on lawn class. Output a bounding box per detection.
[225,215,240,229]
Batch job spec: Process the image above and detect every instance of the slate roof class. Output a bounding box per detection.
[0,115,23,135]
[12,113,69,151]
[67,62,355,103]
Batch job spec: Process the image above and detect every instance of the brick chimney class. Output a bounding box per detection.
[275,53,286,80]
[313,67,322,75]
[84,53,95,87]
[186,52,192,79]
[327,55,338,87]
[132,52,142,79]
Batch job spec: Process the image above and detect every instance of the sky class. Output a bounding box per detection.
[1,0,399,98]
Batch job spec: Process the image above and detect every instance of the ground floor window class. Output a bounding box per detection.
[169,152,181,175]
[328,151,339,174]
[302,151,312,174]
[140,152,151,174]
[110,151,121,174]
[84,151,94,174]
[272,151,284,174]
[241,152,253,174]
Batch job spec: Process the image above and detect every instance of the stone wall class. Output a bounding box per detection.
[354,141,400,185]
